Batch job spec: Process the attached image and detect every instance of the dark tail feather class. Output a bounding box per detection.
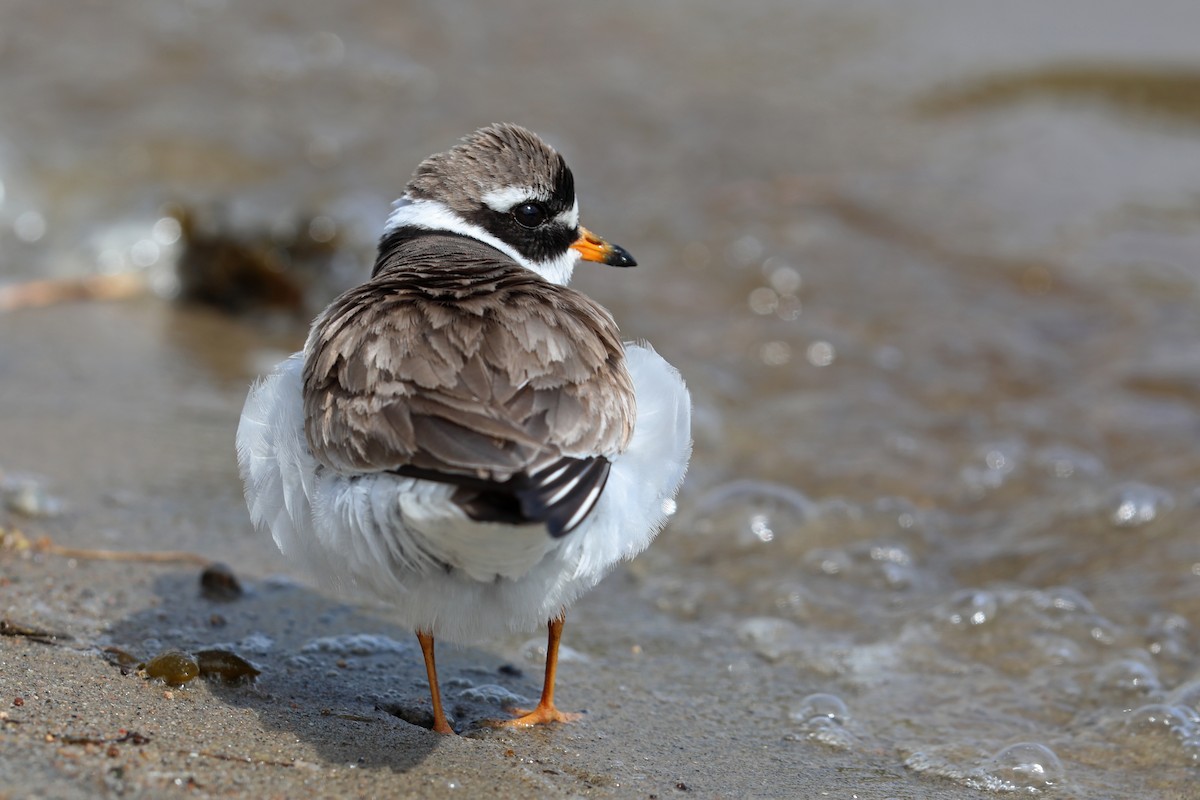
[391,455,611,537]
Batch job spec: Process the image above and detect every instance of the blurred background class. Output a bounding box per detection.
[3,1,1200,796]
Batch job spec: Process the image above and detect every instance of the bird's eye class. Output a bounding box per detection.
[512,202,548,228]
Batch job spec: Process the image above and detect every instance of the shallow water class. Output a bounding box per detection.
[3,1,1200,797]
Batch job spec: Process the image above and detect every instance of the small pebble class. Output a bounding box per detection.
[195,649,260,684]
[199,563,243,601]
[142,650,199,685]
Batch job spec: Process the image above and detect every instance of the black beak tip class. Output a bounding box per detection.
[607,244,637,268]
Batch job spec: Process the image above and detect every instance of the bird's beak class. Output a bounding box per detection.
[571,227,637,268]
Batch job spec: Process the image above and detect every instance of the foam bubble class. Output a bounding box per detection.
[942,590,998,629]
[1115,704,1200,764]
[789,692,849,724]
[983,742,1065,791]
[787,693,854,749]
[1108,482,1174,528]
[300,634,411,656]
[456,684,528,707]
[1094,657,1162,702]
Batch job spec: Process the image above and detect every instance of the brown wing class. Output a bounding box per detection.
[301,234,635,534]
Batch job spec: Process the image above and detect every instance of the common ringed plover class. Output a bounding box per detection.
[236,123,691,734]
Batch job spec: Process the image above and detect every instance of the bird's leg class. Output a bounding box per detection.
[416,630,455,734]
[501,615,582,727]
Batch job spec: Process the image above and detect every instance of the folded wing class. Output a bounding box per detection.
[302,235,636,536]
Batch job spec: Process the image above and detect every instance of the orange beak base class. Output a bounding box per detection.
[570,227,637,267]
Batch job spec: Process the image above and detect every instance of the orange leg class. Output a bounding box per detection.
[416,631,455,735]
[500,615,582,727]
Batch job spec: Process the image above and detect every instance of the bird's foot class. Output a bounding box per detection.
[487,703,582,728]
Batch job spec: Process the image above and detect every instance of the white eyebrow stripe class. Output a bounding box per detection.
[482,185,543,212]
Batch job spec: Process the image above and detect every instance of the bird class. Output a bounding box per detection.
[235,123,691,734]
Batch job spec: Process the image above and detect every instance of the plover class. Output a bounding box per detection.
[236,124,691,734]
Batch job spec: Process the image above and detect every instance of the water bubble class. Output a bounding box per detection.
[726,234,763,267]
[774,293,802,320]
[130,238,161,267]
[749,513,774,542]
[943,590,998,629]
[1095,657,1162,701]
[748,286,779,315]
[1088,623,1117,646]
[1108,482,1173,528]
[152,216,183,245]
[806,340,835,367]
[14,210,46,242]
[960,441,1025,495]
[223,633,275,655]
[984,742,1065,791]
[686,480,816,552]
[768,264,802,295]
[869,545,911,566]
[1033,635,1084,666]
[300,634,411,656]
[307,215,338,243]
[1034,445,1104,479]
[770,582,813,619]
[149,268,181,299]
[789,693,849,725]
[1116,704,1200,763]
[1123,703,1197,736]
[1040,586,1095,617]
[456,684,527,707]
[522,638,587,664]
[804,548,850,577]
[787,693,854,749]
[759,340,791,366]
[1145,612,1191,661]
[865,544,916,589]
